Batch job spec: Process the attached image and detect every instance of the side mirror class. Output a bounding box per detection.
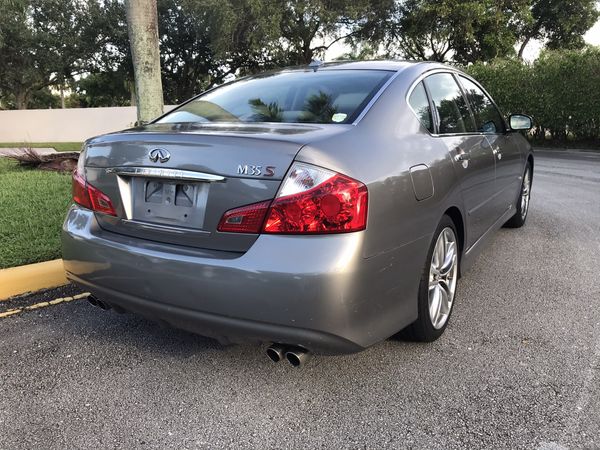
[509,114,533,131]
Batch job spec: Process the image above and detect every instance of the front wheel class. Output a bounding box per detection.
[504,162,532,228]
[403,215,459,342]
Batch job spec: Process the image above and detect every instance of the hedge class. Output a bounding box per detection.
[465,47,600,144]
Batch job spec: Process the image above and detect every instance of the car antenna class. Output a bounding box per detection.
[309,59,323,72]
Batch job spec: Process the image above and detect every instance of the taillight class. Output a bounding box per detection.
[217,163,368,235]
[72,168,117,216]
[72,169,92,209]
[264,162,368,234]
[217,200,271,233]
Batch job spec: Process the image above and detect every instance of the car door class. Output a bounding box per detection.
[423,72,498,249]
[458,75,523,216]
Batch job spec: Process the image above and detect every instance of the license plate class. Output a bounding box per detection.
[130,178,208,227]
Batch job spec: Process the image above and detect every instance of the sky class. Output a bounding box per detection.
[585,19,600,45]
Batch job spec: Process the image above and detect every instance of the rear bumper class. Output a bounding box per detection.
[62,206,425,354]
[68,273,362,354]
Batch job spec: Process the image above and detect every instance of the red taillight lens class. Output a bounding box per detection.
[87,183,117,216]
[217,200,271,233]
[263,163,368,234]
[72,169,92,209]
[72,168,117,216]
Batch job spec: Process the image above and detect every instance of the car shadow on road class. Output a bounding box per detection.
[61,299,233,358]
[48,297,425,371]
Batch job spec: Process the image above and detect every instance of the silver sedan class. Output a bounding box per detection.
[62,61,534,366]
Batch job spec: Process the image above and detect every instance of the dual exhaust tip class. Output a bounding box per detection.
[87,295,111,311]
[266,344,311,367]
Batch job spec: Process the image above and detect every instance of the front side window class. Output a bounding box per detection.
[408,81,433,133]
[157,70,393,125]
[424,73,476,134]
[459,76,505,134]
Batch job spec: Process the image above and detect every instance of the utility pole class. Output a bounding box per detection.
[125,0,164,124]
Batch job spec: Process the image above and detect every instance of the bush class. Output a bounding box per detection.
[465,47,600,144]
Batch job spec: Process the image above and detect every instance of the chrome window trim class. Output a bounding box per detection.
[406,68,508,138]
[105,167,226,182]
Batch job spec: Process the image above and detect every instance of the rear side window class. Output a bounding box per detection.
[459,76,505,134]
[424,73,476,134]
[408,82,433,133]
[157,70,393,125]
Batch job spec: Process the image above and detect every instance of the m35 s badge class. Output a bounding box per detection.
[237,164,275,177]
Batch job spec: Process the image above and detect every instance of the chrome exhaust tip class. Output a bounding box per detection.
[88,295,111,310]
[96,299,111,310]
[266,344,286,363]
[285,348,311,367]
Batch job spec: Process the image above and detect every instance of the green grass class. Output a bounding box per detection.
[0,142,83,152]
[0,158,72,269]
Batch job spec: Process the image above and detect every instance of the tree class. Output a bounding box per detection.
[67,71,133,108]
[385,0,529,64]
[517,0,600,59]
[126,0,164,123]
[154,0,283,103]
[384,0,598,64]
[0,0,115,109]
[277,0,395,65]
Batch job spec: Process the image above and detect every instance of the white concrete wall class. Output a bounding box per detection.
[0,105,176,143]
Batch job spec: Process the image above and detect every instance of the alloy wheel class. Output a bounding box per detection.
[428,227,458,330]
[520,168,531,219]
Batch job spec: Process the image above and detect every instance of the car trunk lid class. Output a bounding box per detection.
[82,122,351,252]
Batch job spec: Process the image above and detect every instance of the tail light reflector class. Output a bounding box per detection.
[72,168,117,216]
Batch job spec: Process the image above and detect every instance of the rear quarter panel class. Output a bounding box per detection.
[296,65,466,260]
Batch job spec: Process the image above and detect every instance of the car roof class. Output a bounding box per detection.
[279,60,448,73]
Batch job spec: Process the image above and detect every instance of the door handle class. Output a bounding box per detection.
[455,153,470,162]
[493,148,502,160]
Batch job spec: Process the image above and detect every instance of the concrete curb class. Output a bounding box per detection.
[0,259,68,301]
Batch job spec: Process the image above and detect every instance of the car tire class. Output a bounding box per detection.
[503,162,532,228]
[402,215,460,342]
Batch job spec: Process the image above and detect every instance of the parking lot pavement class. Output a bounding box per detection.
[1,151,599,449]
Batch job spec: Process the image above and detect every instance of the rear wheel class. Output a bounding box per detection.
[403,215,459,342]
[504,162,532,228]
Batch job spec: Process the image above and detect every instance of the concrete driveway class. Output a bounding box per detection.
[0,151,599,449]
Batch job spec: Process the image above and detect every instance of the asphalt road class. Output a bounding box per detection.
[1,151,599,449]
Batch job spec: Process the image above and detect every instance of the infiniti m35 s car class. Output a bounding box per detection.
[62,61,533,366]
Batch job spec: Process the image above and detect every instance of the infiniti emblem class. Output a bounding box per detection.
[149,148,170,163]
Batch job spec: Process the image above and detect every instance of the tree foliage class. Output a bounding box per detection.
[0,0,598,109]
[0,0,117,109]
[466,47,600,142]
[517,0,599,57]
[384,0,598,64]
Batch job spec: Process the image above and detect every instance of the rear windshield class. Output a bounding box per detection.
[156,70,392,125]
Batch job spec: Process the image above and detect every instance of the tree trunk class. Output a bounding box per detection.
[517,36,530,60]
[15,89,28,110]
[126,0,163,124]
[60,84,65,109]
